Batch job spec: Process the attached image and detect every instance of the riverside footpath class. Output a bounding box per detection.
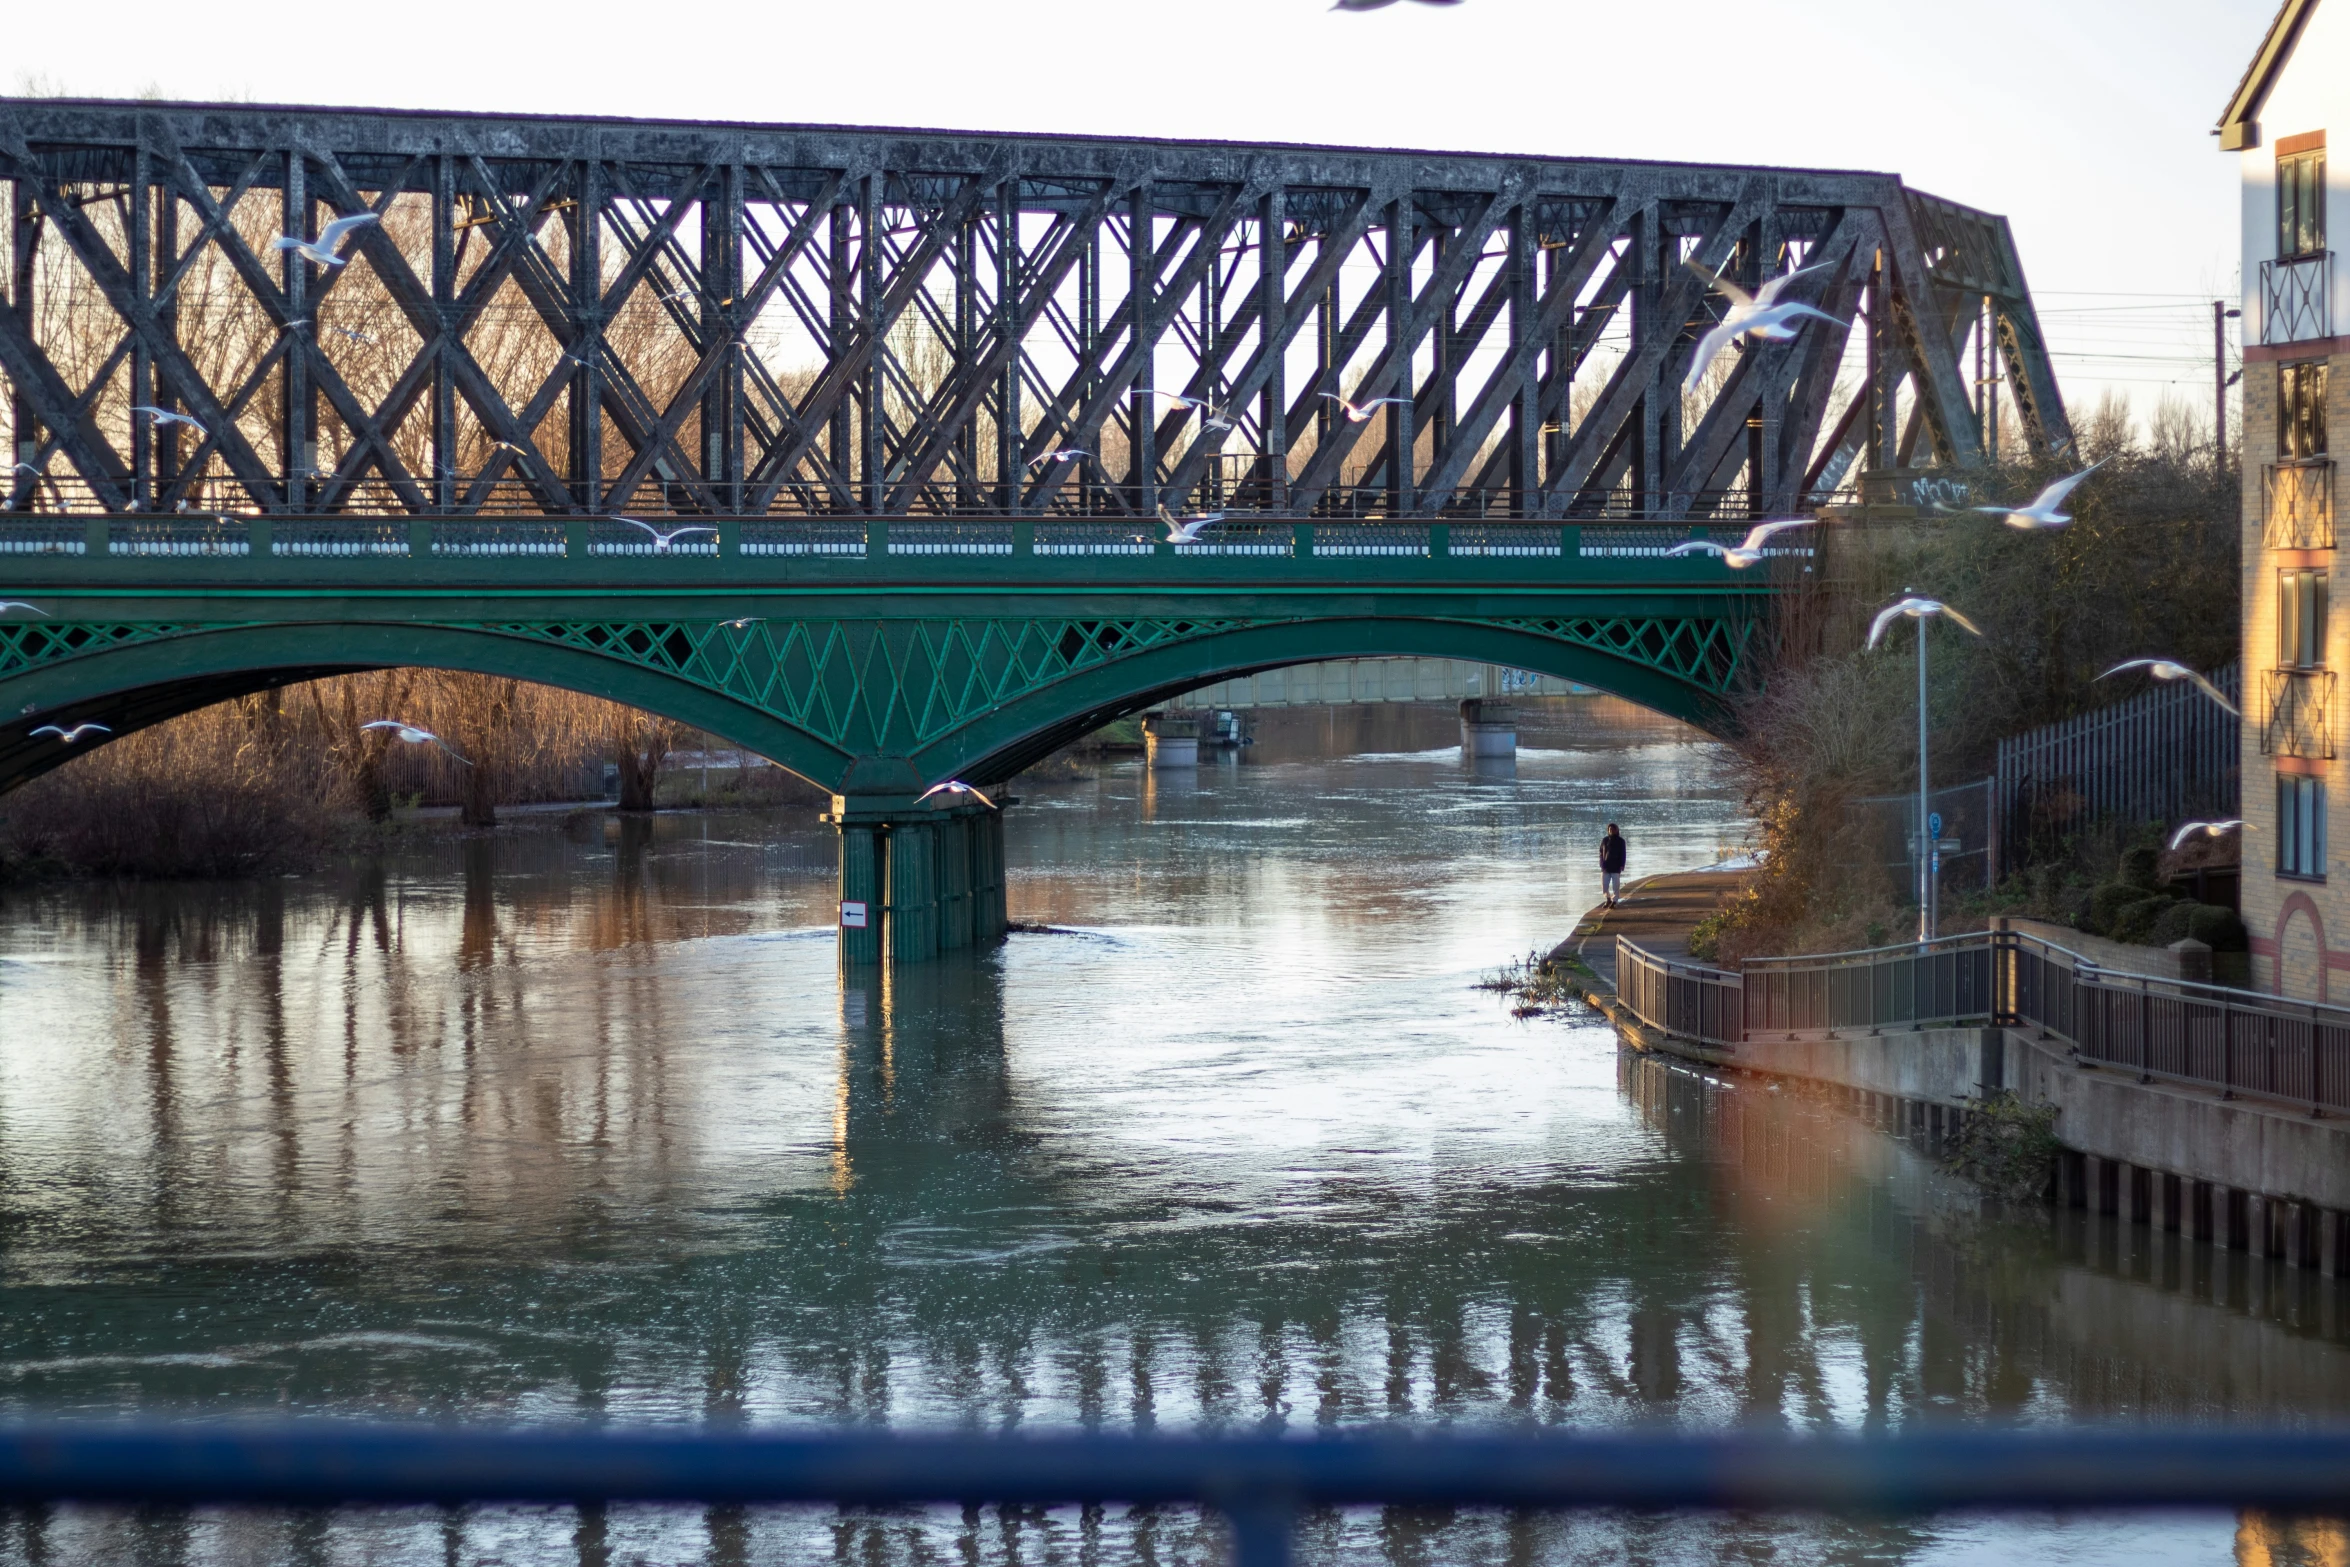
[1555,877,2350,1282]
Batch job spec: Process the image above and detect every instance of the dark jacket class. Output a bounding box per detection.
[1599,831,1627,874]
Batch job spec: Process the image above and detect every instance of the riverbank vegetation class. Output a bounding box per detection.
[0,673,830,880]
[1696,402,2240,961]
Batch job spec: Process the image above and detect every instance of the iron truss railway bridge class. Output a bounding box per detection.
[0,99,2068,522]
[0,100,2070,961]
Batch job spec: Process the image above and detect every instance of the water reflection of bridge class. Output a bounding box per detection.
[0,837,2332,1561]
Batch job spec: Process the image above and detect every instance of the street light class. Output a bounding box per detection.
[1867,594,1986,942]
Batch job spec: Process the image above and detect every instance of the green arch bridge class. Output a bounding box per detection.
[0,517,1776,958]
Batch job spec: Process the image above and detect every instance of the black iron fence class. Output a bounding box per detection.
[1620,927,2350,1116]
[1992,665,2240,876]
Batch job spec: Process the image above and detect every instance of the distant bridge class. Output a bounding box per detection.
[0,100,2069,961]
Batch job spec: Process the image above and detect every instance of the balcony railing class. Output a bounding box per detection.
[2262,251,2333,345]
[2263,460,2335,550]
[2263,667,2337,759]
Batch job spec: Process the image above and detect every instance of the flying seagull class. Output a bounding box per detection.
[608,516,718,552]
[1664,518,1816,569]
[1866,596,1983,649]
[361,720,471,765]
[918,780,997,809]
[1155,392,1239,432]
[1969,460,2107,530]
[719,616,763,630]
[328,326,375,346]
[5,464,39,477]
[1027,449,1092,468]
[0,602,44,616]
[2097,659,2239,716]
[130,406,207,441]
[1156,504,1226,544]
[271,211,379,267]
[1331,0,1464,9]
[31,722,110,744]
[1320,393,1410,423]
[2168,819,2246,851]
[1684,259,1844,392]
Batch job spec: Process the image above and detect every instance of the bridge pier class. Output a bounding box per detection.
[1458,699,1517,759]
[826,792,1008,967]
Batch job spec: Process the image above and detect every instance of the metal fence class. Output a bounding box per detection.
[1620,927,2350,1116]
[0,1423,2346,1564]
[1992,665,2240,875]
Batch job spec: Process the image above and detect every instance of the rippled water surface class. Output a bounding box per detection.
[0,703,2338,1564]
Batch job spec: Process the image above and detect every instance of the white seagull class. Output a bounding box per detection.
[1866,596,1984,650]
[31,722,110,744]
[609,516,718,552]
[130,406,207,441]
[271,211,379,267]
[1664,518,1817,569]
[2168,819,2247,852]
[361,720,471,765]
[1683,260,1844,393]
[1969,460,2107,530]
[1332,0,1463,9]
[1156,504,1226,544]
[2097,659,2239,716]
[6,464,39,477]
[918,779,998,809]
[719,616,763,630]
[0,602,44,616]
[1027,449,1092,468]
[1321,392,1410,423]
[1155,392,1238,431]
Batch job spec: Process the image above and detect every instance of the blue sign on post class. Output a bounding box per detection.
[1928,811,1944,841]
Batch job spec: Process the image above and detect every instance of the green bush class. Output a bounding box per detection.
[2187,903,2249,951]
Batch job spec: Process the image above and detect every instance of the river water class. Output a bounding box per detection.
[0,702,2342,1566]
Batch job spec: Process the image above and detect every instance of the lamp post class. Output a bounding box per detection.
[1868,594,1985,944]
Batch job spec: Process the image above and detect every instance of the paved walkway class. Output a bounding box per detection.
[1549,868,1754,992]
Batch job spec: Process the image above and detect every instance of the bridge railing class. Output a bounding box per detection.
[0,514,1821,568]
[1,472,1855,525]
[0,1422,2337,1566]
[1618,929,2350,1115]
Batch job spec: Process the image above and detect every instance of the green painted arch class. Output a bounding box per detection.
[0,610,1750,800]
[915,616,1745,786]
[0,621,865,798]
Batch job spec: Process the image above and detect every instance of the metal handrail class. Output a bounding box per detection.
[1,1422,2345,1564]
[1618,926,2350,1114]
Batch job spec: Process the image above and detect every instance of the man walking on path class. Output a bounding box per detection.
[1600,823,1627,908]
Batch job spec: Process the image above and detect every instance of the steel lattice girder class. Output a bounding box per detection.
[0,100,2069,523]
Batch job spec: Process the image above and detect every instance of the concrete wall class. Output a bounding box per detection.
[1631,1010,2350,1274]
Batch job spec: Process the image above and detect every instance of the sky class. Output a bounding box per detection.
[7,0,2289,426]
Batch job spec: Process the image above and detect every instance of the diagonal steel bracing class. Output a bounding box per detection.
[0,99,2066,522]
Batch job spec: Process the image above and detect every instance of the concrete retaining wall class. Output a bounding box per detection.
[1609,996,2350,1277]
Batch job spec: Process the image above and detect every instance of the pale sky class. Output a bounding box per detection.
[9,0,2287,425]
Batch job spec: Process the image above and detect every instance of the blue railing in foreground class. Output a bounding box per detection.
[0,1426,2344,1564]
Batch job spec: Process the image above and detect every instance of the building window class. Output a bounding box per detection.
[2280,567,2331,667]
[2280,775,2328,879]
[2282,360,2330,460]
[2280,145,2328,260]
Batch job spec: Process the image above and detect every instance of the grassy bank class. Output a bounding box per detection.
[1698,429,2240,961]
